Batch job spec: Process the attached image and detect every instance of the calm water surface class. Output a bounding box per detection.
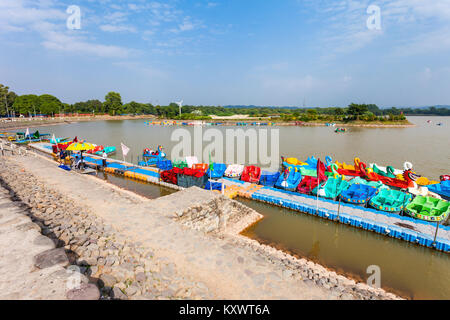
[33,116,449,179]
[32,116,449,299]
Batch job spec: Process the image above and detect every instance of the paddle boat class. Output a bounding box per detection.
[427,180,450,200]
[241,166,262,184]
[405,196,450,223]
[369,162,412,177]
[172,159,188,169]
[312,177,350,200]
[379,170,420,189]
[283,156,333,178]
[368,189,412,214]
[408,186,442,199]
[347,177,387,189]
[139,145,166,166]
[205,163,227,179]
[340,184,379,206]
[335,128,347,133]
[95,146,116,156]
[283,157,307,166]
[50,137,71,144]
[259,171,281,187]
[335,158,364,176]
[224,164,245,179]
[297,159,328,194]
[275,167,302,192]
[415,176,440,186]
[192,163,209,173]
[441,175,450,181]
[360,163,419,189]
[185,156,199,168]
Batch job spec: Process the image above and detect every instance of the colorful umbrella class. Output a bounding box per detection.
[66,141,95,152]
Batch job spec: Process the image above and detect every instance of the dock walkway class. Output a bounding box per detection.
[29,142,450,253]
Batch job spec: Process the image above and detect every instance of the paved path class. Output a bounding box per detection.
[13,155,333,300]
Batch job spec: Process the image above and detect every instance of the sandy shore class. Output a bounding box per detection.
[0,150,400,300]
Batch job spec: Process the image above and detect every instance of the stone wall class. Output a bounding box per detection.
[174,188,263,235]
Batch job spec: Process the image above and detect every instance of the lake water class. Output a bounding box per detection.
[32,116,450,299]
[33,116,449,180]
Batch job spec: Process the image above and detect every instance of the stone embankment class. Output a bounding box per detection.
[0,184,99,299]
[0,152,401,300]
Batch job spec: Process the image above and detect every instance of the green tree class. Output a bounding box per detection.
[347,103,369,119]
[104,92,123,115]
[12,94,40,116]
[38,94,63,115]
[0,84,11,116]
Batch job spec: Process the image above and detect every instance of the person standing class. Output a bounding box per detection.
[102,150,108,168]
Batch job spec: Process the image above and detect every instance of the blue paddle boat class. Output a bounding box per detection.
[275,167,302,191]
[340,184,379,206]
[139,145,166,167]
[428,180,450,200]
[205,163,227,179]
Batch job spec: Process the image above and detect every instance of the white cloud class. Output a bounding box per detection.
[0,1,135,58]
[100,24,137,33]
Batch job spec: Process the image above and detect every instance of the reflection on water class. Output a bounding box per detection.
[34,116,449,179]
[240,199,450,300]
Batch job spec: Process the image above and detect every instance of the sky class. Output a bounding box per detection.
[1,0,450,108]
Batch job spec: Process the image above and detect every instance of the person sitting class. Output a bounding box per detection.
[59,150,65,164]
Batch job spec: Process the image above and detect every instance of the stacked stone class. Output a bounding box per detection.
[0,157,212,300]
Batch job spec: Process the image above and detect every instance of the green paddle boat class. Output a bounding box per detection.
[405,196,450,222]
[369,189,412,214]
[371,164,397,178]
[312,177,350,200]
[173,159,188,169]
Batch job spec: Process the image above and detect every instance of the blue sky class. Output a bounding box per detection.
[1,0,450,107]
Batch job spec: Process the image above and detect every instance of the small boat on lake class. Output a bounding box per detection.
[275,167,302,191]
[368,189,412,214]
[312,177,350,200]
[139,145,166,166]
[241,166,262,184]
[206,163,227,179]
[259,171,281,187]
[405,196,450,222]
[427,180,450,200]
[224,164,245,178]
[340,184,379,206]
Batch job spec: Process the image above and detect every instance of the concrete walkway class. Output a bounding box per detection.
[13,155,333,300]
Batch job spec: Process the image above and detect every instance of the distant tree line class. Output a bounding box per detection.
[1,84,449,121]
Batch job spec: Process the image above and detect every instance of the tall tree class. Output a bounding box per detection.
[38,94,63,115]
[103,92,122,115]
[12,94,40,116]
[0,84,10,116]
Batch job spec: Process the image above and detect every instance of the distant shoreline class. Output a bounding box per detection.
[0,114,425,131]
